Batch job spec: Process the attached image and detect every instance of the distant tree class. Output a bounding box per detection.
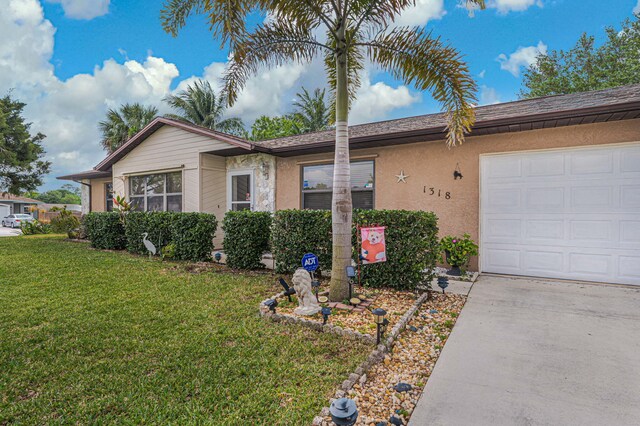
[248,115,303,141]
[521,15,640,98]
[99,103,158,153]
[163,79,245,136]
[292,87,331,133]
[0,94,51,195]
[30,186,81,204]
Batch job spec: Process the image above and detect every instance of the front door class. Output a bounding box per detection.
[228,171,253,211]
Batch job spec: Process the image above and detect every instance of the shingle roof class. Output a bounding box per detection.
[58,169,113,180]
[0,195,41,204]
[255,84,640,152]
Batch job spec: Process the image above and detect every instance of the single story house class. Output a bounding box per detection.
[0,195,41,218]
[60,84,640,285]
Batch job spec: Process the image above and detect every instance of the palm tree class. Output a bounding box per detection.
[163,79,245,136]
[99,103,158,153]
[162,0,484,301]
[292,87,331,133]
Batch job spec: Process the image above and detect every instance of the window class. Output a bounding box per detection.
[105,183,114,212]
[302,160,374,210]
[129,172,182,212]
[228,171,253,211]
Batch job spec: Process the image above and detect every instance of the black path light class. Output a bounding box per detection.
[278,278,296,302]
[264,298,278,314]
[330,397,358,426]
[321,306,332,325]
[437,276,449,294]
[345,266,357,303]
[214,252,222,263]
[372,308,389,345]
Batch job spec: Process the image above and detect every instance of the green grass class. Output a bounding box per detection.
[0,236,369,425]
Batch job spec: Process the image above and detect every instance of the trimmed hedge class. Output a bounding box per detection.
[84,211,217,262]
[271,210,332,274]
[353,210,439,290]
[83,212,126,250]
[124,212,173,255]
[223,211,272,269]
[171,213,218,261]
[271,209,439,290]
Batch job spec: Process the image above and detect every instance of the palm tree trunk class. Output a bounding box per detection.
[329,33,353,302]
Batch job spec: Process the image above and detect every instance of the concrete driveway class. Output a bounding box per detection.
[0,227,21,237]
[410,275,640,426]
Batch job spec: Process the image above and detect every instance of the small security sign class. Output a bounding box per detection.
[301,253,319,272]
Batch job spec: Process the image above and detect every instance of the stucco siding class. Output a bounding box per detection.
[276,119,640,270]
[89,177,113,212]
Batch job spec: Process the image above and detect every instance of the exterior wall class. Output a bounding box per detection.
[111,125,232,211]
[200,153,227,248]
[88,177,113,213]
[226,153,276,212]
[276,119,640,270]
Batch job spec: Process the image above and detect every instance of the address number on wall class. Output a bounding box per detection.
[424,186,451,199]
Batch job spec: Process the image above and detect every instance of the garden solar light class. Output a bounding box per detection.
[346,266,356,300]
[264,298,278,314]
[329,397,358,426]
[372,308,388,345]
[278,278,296,302]
[214,252,222,263]
[321,306,332,325]
[437,276,449,294]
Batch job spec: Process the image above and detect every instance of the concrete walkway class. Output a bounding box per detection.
[409,275,640,426]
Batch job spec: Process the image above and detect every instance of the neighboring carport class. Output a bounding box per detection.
[409,275,640,426]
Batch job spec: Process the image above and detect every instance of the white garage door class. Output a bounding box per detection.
[481,143,640,285]
[0,204,9,220]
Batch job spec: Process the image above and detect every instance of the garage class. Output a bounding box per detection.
[0,204,9,221]
[480,143,640,285]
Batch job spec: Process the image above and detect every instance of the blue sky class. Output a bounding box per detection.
[1,0,638,190]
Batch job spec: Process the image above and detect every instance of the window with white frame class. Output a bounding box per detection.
[301,160,374,210]
[129,172,182,212]
[229,171,253,211]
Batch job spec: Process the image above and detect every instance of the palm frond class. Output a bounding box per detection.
[359,27,477,146]
[222,19,330,106]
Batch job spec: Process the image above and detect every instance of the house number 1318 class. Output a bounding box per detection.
[424,186,451,199]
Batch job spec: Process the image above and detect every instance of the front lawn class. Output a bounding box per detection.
[0,236,369,424]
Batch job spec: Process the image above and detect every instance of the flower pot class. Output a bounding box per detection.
[444,250,462,276]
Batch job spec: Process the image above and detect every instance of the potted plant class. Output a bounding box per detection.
[440,233,478,276]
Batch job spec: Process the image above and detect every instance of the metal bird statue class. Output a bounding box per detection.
[142,232,157,258]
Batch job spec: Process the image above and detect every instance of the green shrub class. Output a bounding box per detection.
[223,211,272,269]
[50,207,81,238]
[353,210,439,290]
[20,220,52,235]
[271,210,332,274]
[271,209,439,290]
[83,212,126,250]
[124,212,174,255]
[170,213,217,261]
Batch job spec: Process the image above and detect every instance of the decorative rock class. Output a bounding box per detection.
[393,383,412,393]
[389,416,403,425]
[320,407,330,417]
[312,416,324,425]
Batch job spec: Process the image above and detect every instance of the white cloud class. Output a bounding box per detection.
[394,0,446,27]
[479,85,501,105]
[462,0,542,15]
[47,0,110,20]
[488,0,542,14]
[478,69,486,79]
[496,41,547,77]
[634,0,640,14]
[349,70,420,124]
